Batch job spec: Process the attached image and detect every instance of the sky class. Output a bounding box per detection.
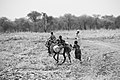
[0,0,120,20]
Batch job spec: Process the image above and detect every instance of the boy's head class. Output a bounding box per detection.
[59,35,62,39]
[74,41,78,44]
[51,32,53,35]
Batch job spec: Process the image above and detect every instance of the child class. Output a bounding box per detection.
[48,32,56,43]
[73,41,82,63]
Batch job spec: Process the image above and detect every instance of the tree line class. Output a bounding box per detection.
[0,11,120,32]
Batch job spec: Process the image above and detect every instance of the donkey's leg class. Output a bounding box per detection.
[48,47,51,55]
[56,53,59,63]
[53,53,57,61]
[61,52,66,64]
[67,52,72,63]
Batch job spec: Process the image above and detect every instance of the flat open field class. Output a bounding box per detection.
[0,29,120,80]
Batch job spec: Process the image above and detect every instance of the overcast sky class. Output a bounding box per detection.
[0,0,120,20]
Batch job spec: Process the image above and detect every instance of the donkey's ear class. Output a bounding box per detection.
[70,44,72,47]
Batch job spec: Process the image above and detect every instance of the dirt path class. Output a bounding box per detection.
[84,40,120,51]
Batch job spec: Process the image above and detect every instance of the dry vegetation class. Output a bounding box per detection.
[0,29,120,80]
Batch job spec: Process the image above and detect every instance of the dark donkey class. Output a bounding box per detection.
[45,40,72,64]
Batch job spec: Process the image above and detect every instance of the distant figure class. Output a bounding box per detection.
[75,30,82,46]
[75,30,80,39]
[73,41,82,63]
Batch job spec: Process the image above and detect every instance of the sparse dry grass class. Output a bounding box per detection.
[0,29,120,80]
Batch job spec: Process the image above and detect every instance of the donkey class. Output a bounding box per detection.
[45,40,72,64]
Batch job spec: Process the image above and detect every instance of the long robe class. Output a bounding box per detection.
[73,44,81,60]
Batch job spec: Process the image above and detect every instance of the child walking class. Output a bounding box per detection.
[73,41,82,63]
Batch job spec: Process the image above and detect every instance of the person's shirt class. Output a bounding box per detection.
[49,35,56,41]
[57,39,65,46]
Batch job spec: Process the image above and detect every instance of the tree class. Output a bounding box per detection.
[62,14,75,30]
[85,16,95,29]
[41,12,48,32]
[115,15,120,29]
[14,18,32,32]
[78,15,88,30]
[101,15,115,29]
[47,16,53,24]
[27,11,41,22]
[93,14,101,29]
[0,17,10,32]
[45,16,55,31]
[41,12,54,32]
[56,17,67,30]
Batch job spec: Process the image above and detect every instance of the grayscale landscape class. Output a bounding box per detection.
[0,0,120,80]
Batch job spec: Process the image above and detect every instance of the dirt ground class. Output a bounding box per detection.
[0,30,120,80]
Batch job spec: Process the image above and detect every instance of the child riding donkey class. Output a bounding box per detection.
[46,32,56,55]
